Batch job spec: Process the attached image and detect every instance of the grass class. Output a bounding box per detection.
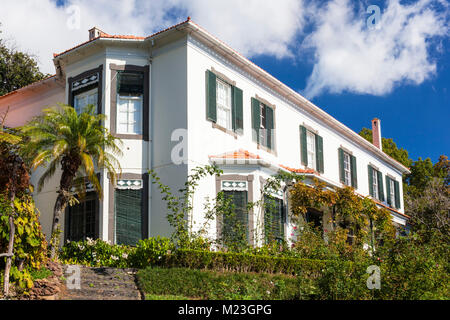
[137,266,314,300]
[30,267,53,281]
[146,294,191,300]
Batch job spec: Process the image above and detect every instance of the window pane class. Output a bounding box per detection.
[222,191,249,245]
[74,88,98,114]
[116,96,142,134]
[343,153,351,186]
[118,72,144,95]
[307,131,316,170]
[216,79,231,130]
[264,195,284,243]
[67,193,97,241]
[115,189,143,246]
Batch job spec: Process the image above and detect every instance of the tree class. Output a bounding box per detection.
[0,23,47,96]
[0,110,29,296]
[21,104,122,258]
[433,155,449,186]
[405,177,449,242]
[359,128,412,168]
[405,157,435,196]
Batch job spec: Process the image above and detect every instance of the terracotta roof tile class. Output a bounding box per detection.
[209,149,261,160]
[279,164,317,174]
[53,18,191,59]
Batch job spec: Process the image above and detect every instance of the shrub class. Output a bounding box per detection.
[137,266,311,300]
[128,237,175,268]
[59,238,132,268]
[163,249,328,276]
[0,192,47,292]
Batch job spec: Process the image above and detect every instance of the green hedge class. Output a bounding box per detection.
[137,266,316,300]
[163,249,329,276]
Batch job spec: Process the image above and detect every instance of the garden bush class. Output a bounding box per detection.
[0,192,47,292]
[137,266,315,300]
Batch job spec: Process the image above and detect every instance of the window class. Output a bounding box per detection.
[206,70,243,134]
[386,176,401,209]
[300,125,324,173]
[222,190,249,244]
[116,72,144,135]
[339,148,357,188]
[343,152,351,186]
[305,208,323,233]
[115,188,143,246]
[368,165,384,201]
[216,79,232,130]
[264,195,285,243]
[389,179,395,205]
[372,170,379,199]
[74,88,98,114]
[117,96,142,134]
[306,130,317,171]
[252,98,274,150]
[259,103,268,147]
[66,192,98,242]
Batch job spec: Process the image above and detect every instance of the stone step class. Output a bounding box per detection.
[60,265,143,300]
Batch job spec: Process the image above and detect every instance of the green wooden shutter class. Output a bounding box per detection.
[115,189,143,246]
[368,165,374,197]
[232,86,243,134]
[386,176,392,206]
[377,170,384,201]
[338,148,345,183]
[394,180,400,209]
[265,106,274,150]
[251,98,260,143]
[350,155,358,188]
[300,125,308,166]
[316,135,324,173]
[223,191,249,242]
[205,70,217,122]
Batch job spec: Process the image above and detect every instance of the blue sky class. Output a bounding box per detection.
[1,0,448,162]
[252,42,450,162]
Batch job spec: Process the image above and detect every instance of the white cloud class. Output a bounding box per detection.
[0,0,447,98]
[181,0,305,59]
[0,0,305,74]
[302,0,448,98]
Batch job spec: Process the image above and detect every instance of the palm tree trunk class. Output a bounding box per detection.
[49,165,77,259]
[49,192,69,259]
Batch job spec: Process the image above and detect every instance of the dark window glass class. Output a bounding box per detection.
[117,72,144,95]
[264,195,285,243]
[305,208,323,232]
[115,189,143,246]
[67,192,98,242]
[222,190,249,244]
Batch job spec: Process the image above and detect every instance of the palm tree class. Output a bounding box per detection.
[21,104,122,258]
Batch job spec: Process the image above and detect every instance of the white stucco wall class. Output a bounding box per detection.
[185,34,407,236]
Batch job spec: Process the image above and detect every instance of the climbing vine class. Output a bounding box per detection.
[289,178,395,251]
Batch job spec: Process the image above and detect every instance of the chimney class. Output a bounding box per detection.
[371,118,382,151]
[88,27,105,41]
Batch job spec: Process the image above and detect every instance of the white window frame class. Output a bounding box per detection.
[343,152,351,186]
[216,78,232,130]
[306,130,316,170]
[116,94,143,135]
[74,88,98,114]
[372,170,379,199]
[390,179,395,205]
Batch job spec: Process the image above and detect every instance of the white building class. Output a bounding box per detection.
[0,19,410,246]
